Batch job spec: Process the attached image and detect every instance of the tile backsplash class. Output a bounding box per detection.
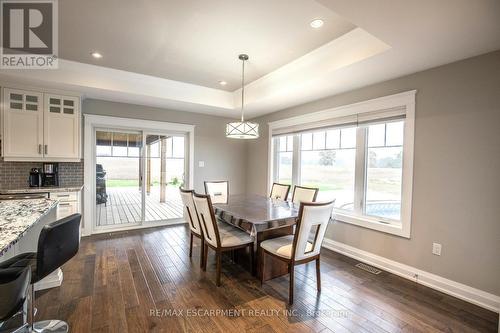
[0,160,84,189]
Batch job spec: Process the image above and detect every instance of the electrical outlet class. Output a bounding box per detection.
[198,161,205,167]
[432,242,442,256]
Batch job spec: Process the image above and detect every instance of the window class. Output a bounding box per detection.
[365,122,404,220]
[298,128,356,211]
[269,91,415,238]
[275,135,293,185]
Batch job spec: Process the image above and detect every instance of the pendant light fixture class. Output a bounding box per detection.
[226,54,259,139]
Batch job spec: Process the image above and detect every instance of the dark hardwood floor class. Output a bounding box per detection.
[35,224,498,333]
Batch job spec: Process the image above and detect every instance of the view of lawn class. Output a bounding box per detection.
[106,179,140,187]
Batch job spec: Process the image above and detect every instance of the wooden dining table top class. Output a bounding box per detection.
[213,194,299,236]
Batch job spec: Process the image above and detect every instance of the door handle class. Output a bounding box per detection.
[44,145,48,155]
[38,144,42,154]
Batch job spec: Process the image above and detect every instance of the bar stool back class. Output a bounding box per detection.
[0,213,82,333]
[0,267,31,332]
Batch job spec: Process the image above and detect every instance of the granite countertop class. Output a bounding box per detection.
[0,198,58,256]
[0,185,84,194]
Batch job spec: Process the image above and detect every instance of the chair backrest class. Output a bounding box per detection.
[0,266,30,321]
[192,193,221,248]
[204,180,229,204]
[292,185,319,205]
[270,183,291,201]
[292,201,334,261]
[179,187,202,235]
[36,213,81,281]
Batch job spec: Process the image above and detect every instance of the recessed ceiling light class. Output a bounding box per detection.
[218,80,227,86]
[91,51,103,59]
[310,19,324,29]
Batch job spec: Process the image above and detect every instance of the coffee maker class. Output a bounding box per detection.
[29,168,42,187]
[42,163,59,187]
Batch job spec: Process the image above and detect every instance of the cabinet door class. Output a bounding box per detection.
[43,94,80,160]
[2,88,44,158]
[56,201,78,219]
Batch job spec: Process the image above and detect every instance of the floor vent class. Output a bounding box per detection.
[355,262,382,275]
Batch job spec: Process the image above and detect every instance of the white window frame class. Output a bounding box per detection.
[268,91,416,238]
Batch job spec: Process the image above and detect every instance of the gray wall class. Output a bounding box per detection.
[83,99,247,195]
[246,50,500,295]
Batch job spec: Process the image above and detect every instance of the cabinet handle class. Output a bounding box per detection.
[44,145,48,154]
[59,203,71,206]
[38,144,42,154]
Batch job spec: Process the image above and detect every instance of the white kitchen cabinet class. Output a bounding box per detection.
[56,201,79,219]
[51,190,81,220]
[1,87,81,162]
[2,88,44,159]
[43,94,80,160]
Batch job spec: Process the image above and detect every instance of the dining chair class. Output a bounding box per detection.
[269,183,291,201]
[193,193,255,286]
[291,185,319,204]
[180,187,205,269]
[260,200,335,304]
[204,180,229,204]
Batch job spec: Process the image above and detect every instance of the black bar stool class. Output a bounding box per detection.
[0,213,81,333]
[0,267,31,332]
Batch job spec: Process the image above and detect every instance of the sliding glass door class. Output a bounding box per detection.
[95,129,143,228]
[143,133,185,224]
[94,128,187,231]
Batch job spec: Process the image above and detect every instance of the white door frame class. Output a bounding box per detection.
[82,114,195,236]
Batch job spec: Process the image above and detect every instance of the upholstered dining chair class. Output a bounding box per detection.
[180,187,205,269]
[260,200,335,304]
[204,180,229,204]
[291,185,319,205]
[269,183,291,201]
[193,193,255,286]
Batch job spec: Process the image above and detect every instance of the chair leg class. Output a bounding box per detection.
[29,284,35,330]
[316,258,321,292]
[260,249,265,285]
[203,244,208,271]
[289,264,294,305]
[189,233,194,258]
[216,250,222,287]
[249,243,255,276]
[199,238,205,269]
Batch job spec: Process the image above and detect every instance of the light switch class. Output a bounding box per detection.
[432,243,442,256]
[198,161,205,167]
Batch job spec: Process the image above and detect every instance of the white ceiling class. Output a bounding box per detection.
[58,0,355,91]
[1,0,499,119]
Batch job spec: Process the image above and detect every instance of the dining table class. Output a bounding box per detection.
[213,193,300,281]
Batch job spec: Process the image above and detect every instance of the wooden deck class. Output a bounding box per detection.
[96,187,183,226]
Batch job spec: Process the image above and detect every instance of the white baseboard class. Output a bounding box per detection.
[322,238,500,314]
[34,268,63,291]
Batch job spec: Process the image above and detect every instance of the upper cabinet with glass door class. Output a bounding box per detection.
[43,94,80,160]
[1,87,81,162]
[2,88,44,159]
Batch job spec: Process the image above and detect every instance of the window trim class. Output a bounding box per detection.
[268,90,416,238]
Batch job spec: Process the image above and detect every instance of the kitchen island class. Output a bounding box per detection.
[0,198,63,290]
